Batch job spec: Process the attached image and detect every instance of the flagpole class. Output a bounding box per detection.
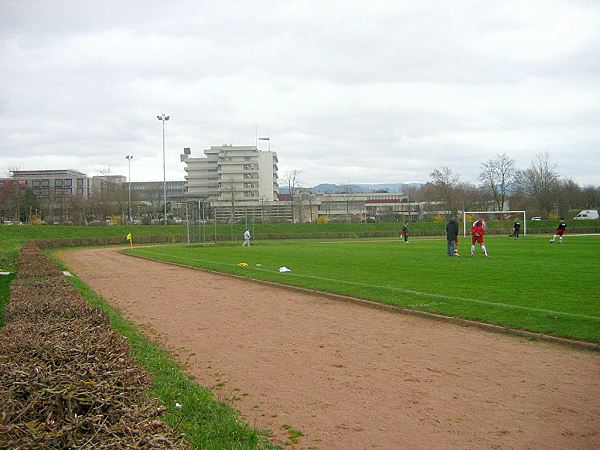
[255,125,258,148]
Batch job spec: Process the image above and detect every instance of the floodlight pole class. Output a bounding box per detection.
[126,155,133,223]
[157,114,170,225]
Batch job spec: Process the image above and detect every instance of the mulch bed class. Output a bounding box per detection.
[0,242,188,449]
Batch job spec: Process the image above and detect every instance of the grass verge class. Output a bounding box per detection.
[0,273,15,328]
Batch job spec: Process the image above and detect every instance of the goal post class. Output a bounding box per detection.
[462,210,527,237]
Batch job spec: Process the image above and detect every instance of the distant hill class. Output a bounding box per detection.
[278,183,422,194]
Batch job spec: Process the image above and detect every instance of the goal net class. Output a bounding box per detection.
[462,210,527,237]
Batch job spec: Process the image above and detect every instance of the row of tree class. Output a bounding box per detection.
[409,152,599,218]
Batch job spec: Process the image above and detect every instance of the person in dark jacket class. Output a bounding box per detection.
[401,222,409,244]
[446,217,459,256]
[513,220,521,239]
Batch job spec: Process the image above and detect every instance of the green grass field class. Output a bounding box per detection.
[1,220,597,271]
[0,273,15,328]
[124,234,600,343]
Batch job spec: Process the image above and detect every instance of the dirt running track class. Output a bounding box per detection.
[59,247,600,450]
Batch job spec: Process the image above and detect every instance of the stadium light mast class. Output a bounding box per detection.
[157,113,170,225]
[126,155,133,223]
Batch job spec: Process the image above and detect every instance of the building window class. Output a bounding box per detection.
[66,179,72,186]
[33,180,41,187]
[55,179,63,187]
[77,178,84,186]
[42,179,49,187]
[77,187,84,195]
[64,188,72,195]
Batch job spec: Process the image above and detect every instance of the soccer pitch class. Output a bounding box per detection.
[124,235,600,343]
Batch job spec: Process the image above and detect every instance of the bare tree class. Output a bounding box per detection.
[220,177,238,223]
[67,195,88,225]
[456,182,489,212]
[514,152,560,217]
[430,166,460,215]
[581,185,600,209]
[307,192,315,222]
[479,153,515,211]
[339,182,355,222]
[557,179,582,218]
[3,166,23,222]
[283,169,303,222]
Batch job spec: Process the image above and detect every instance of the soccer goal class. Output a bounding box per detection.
[462,210,527,237]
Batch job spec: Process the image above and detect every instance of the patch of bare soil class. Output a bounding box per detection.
[59,247,600,450]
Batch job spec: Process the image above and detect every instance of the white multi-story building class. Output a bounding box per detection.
[182,144,280,220]
[183,144,278,201]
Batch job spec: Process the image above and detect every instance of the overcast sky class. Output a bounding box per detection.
[1,0,599,186]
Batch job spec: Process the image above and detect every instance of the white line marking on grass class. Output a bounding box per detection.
[133,249,600,322]
[315,234,600,244]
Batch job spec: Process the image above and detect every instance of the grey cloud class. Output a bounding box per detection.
[1,0,599,186]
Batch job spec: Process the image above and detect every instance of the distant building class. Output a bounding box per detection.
[278,191,422,223]
[2,169,193,222]
[183,144,278,201]
[126,180,187,207]
[182,144,280,221]
[10,169,89,200]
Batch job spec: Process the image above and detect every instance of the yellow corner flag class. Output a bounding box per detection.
[126,232,132,248]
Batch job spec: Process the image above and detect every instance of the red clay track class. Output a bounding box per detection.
[59,247,600,449]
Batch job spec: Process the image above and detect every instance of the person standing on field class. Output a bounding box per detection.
[446,216,459,257]
[550,218,567,243]
[401,222,409,244]
[513,220,521,239]
[471,220,488,256]
[242,229,251,247]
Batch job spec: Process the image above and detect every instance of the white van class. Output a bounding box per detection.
[573,210,600,220]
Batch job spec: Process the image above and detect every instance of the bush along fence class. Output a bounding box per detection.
[0,242,188,449]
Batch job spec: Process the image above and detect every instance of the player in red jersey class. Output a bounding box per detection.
[550,218,567,243]
[471,220,488,256]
